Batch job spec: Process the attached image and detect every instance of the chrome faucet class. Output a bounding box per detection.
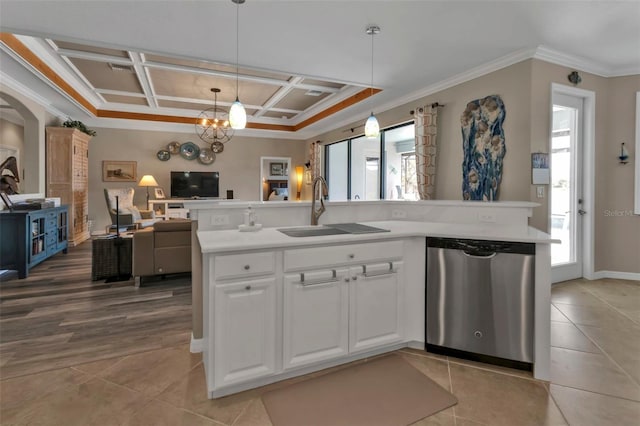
[310,176,328,225]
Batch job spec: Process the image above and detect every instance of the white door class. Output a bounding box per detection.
[214,277,276,387]
[349,261,403,353]
[283,269,349,370]
[551,93,585,282]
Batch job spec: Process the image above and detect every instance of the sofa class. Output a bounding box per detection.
[132,218,192,285]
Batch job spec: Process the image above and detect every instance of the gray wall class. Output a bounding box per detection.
[87,127,308,232]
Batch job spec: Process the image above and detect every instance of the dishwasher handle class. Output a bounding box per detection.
[463,250,497,259]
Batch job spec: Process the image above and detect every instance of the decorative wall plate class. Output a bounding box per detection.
[198,148,216,165]
[211,141,224,153]
[180,142,200,160]
[167,141,181,154]
[157,149,170,161]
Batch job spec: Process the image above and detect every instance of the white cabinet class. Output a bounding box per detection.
[213,277,277,388]
[283,268,349,370]
[349,261,404,353]
[149,200,189,220]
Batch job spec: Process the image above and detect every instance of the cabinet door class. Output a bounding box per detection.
[213,277,276,388]
[283,269,349,370]
[349,261,404,353]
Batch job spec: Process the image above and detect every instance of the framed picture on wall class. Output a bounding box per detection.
[154,187,166,199]
[270,162,285,176]
[102,160,137,182]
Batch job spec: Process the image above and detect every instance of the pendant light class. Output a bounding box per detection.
[364,25,380,138]
[229,0,247,129]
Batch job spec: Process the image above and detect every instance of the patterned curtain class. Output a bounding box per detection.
[309,141,322,179]
[414,105,439,200]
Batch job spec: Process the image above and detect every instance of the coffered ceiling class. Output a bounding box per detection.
[1,1,639,140]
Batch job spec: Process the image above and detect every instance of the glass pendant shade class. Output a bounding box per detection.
[364,112,380,138]
[229,97,247,129]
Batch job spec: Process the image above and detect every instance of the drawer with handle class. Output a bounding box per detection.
[214,251,275,280]
[284,240,403,272]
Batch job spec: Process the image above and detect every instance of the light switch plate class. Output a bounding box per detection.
[536,186,544,198]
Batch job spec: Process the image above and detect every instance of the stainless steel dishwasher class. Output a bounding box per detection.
[426,237,535,369]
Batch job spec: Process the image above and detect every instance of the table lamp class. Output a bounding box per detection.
[138,175,158,210]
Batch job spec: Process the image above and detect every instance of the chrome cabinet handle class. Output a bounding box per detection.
[245,285,251,290]
[352,276,358,281]
[361,262,396,278]
[243,265,250,270]
[348,254,355,259]
[299,270,338,286]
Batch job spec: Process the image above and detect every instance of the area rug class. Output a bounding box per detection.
[261,354,457,426]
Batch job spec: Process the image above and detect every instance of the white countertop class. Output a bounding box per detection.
[197,220,557,254]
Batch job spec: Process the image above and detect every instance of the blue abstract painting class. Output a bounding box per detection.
[461,95,506,201]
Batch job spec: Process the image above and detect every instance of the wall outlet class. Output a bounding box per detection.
[211,215,230,226]
[536,186,545,198]
[391,209,407,219]
[478,212,496,223]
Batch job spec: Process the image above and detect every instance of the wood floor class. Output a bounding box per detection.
[0,240,193,380]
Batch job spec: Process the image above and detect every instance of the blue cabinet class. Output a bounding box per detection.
[0,206,68,279]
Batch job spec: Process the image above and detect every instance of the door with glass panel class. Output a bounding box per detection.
[551,93,584,282]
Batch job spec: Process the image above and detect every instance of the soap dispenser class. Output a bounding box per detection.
[244,206,256,227]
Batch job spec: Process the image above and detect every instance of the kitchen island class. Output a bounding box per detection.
[196,215,556,399]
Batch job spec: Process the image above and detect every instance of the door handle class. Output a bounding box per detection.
[578,209,587,215]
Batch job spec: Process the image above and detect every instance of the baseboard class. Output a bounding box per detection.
[592,270,640,281]
[190,334,204,353]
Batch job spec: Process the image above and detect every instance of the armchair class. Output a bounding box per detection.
[104,188,158,230]
[132,218,192,285]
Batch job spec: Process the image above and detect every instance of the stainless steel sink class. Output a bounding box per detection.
[277,223,389,237]
[277,226,349,237]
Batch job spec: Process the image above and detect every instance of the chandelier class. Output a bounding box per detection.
[195,88,234,152]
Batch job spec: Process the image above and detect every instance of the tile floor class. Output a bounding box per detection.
[1,278,638,425]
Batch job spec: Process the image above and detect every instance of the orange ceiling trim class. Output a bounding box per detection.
[293,88,382,131]
[97,109,296,131]
[0,33,97,115]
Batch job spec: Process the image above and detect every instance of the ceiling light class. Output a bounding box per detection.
[305,90,323,96]
[196,88,234,149]
[229,0,247,129]
[364,25,380,139]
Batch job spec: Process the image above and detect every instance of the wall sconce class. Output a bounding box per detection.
[304,161,312,185]
[568,71,582,85]
[619,142,629,164]
[295,166,304,200]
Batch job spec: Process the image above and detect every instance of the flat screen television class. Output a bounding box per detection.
[170,171,219,198]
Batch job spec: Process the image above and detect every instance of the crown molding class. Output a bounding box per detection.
[0,71,67,120]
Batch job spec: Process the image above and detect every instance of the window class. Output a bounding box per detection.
[324,122,415,200]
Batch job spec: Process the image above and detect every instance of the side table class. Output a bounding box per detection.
[91,235,133,281]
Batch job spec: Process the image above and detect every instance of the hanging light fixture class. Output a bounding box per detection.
[195,88,234,151]
[364,25,380,139]
[229,0,247,129]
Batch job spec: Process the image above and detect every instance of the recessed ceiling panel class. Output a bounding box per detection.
[158,99,212,111]
[262,111,296,119]
[149,68,236,101]
[301,78,345,89]
[69,58,142,92]
[54,40,129,58]
[274,88,330,111]
[145,54,291,81]
[102,94,148,105]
